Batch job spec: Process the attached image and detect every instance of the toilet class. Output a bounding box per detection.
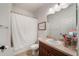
[30,44,39,56]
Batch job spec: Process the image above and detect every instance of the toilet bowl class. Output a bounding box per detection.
[30,44,39,56]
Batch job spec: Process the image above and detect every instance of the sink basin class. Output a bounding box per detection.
[46,39,62,45]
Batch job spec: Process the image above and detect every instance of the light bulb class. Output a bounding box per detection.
[49,8,53,12]
[47,8,55,15]
[54,4,61,12]
[60,3,70,9]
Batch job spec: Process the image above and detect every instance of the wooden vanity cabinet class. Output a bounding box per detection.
[39,41,71,56]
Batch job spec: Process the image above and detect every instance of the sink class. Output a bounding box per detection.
[46,39,62,45]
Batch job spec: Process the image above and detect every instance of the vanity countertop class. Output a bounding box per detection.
[38,37,77,56]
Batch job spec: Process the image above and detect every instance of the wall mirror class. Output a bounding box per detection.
[47,3,78,56]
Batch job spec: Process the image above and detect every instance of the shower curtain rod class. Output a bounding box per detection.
[10,10,36,18]
[11,11,27,17]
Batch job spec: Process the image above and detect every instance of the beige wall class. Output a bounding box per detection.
[34,4,55,38]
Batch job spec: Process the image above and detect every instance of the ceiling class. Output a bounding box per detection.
[12,3,45,13]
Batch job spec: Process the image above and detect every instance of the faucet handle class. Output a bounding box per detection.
[60,33,63,35]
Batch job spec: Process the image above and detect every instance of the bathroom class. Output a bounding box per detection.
[0,3,79,56]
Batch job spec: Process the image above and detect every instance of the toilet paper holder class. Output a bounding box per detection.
[0,45,7,52]
[0,25,8,29]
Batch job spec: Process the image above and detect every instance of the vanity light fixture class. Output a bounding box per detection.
[47,3,71,15]
[60,3,70,9]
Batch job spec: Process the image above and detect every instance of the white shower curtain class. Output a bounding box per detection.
[11,13,37,52]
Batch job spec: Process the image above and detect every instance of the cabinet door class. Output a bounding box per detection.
[39,41,70,56]
[39,41,55,56]
[39,41,47,56]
